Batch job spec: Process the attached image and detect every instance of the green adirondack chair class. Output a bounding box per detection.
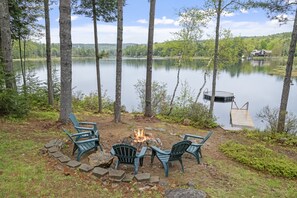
[110,144,147,175]
[63,128,99,161]
[150,140,191,177]
[68,113,102,151]
[183,131,213,164]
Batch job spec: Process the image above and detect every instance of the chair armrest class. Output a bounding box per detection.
[76,138,98,144]
[71,132,92,137]
[110,148,115,156]
[75,126,96,132]
[79,122,97,128]
[184,134,204,140]
[137,147,147,158]
[150,146,170,155]
[190,143,203,147]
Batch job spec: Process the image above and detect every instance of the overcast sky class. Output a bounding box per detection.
[38,0,294,44]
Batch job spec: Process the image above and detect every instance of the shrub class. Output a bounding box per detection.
[220,141,297,178]
[0,90,29,118]
[257,106,297,135]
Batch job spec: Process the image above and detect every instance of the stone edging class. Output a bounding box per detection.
[41,139,160,184]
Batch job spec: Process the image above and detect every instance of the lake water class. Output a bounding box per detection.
[23,58,297,129]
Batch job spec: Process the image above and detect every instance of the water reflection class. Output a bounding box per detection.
[16,58,297,130]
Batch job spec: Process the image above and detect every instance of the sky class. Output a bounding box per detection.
[38,0,294,44]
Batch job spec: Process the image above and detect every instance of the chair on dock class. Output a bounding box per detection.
[110,144,147,175]
[150,140,191,177]
[183,131,213,164]
[68,113,102,151]
[62,128,99,161]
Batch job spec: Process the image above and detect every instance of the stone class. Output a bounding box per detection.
[165,188,207,198]
[158,128,166,132]
[109,169,125,181]
[122,174,134,182]
[187,181,196,188]
[144,127,153,131]
[58,155,71,163]
[66,160,81,168]
[135,173,150,182]
[93,167,108,178]
[45,139,57,148]
[159,180,169,187]
[54,139,64,148]
[79,164,94,172]
[150,176,160,183]
[88,151,114,168]
[48,146,59,153]
[51,151,63,158]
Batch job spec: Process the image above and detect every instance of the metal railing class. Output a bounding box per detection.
[231,101,249,110]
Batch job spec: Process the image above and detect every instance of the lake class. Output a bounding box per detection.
[22,58,297,129]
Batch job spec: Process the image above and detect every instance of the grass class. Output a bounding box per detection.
[0,111,296,197]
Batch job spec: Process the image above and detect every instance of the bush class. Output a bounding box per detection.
[0,90,29,118]
[257,106,297,135]
[220,141,297,178]
[245,130,297,146]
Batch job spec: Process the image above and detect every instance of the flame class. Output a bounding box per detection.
[133,128,150,143]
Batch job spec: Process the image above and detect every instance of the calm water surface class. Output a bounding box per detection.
[26,58,297,129]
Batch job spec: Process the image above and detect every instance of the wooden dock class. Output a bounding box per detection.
[230,109,254,129]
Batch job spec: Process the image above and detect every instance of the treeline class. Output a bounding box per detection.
[124,32,291,58]
[11,32,291,59]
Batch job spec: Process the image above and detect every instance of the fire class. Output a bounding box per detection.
[133,128,150,143]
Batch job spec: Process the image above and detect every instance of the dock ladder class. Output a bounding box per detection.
[230,101,254,129]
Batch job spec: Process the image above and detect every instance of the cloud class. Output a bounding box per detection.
[155,16,176,25]
[137,19,148,24]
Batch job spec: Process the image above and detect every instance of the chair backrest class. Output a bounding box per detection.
[169,140,191,161]
[112,144,137,165]
[200,131,213,144]
[69,113,79,127]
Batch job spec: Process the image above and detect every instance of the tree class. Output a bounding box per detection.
[74,0,117,113]
[59,0,72,124]
[0,0,16,89]
[44,0,54,105]
[114,0,123,123]
[203,0,245,116]
[250,0,297,132]
[145,0,156,117]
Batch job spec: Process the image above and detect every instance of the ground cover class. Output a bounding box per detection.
[0,111,296,197]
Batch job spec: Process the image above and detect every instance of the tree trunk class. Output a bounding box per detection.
[167,55,182,116]
[209,0,222,116]
[114,0,123,123]
[44,0,54,105]
[18,37,25,87]
[59,0,72,124]
[0,0,15,89]
[145,0,156,117]
[277,8,297,132]
[92,0,102,113]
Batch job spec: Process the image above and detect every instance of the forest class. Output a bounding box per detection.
[11,32,291,59]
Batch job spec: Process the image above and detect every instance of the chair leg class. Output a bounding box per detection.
[115,160,120,169]
[151,150,156,164]
[140,157,144,166]
[72,144,78,156]
[178,159,185,173]
[162,162,169,177]
[134,158,140,175]
[98,143,103,151]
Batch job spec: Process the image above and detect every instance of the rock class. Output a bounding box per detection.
[39,148,48,155]
[135,173,150,182]
[187,181,196,188]
[88,151,114,168]
[66,160,81,168]
[109,169,125,181]
[165,188,207,198]
[79,164,94,172]
[50,151,63,158]
[150,176,160,183]
[58,155,71,163]
[48,146,59,153]
[93,167,109,178]
[122,174,134,182]
[45,139,57,148]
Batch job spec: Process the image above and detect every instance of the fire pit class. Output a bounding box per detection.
[122,128,162,150]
